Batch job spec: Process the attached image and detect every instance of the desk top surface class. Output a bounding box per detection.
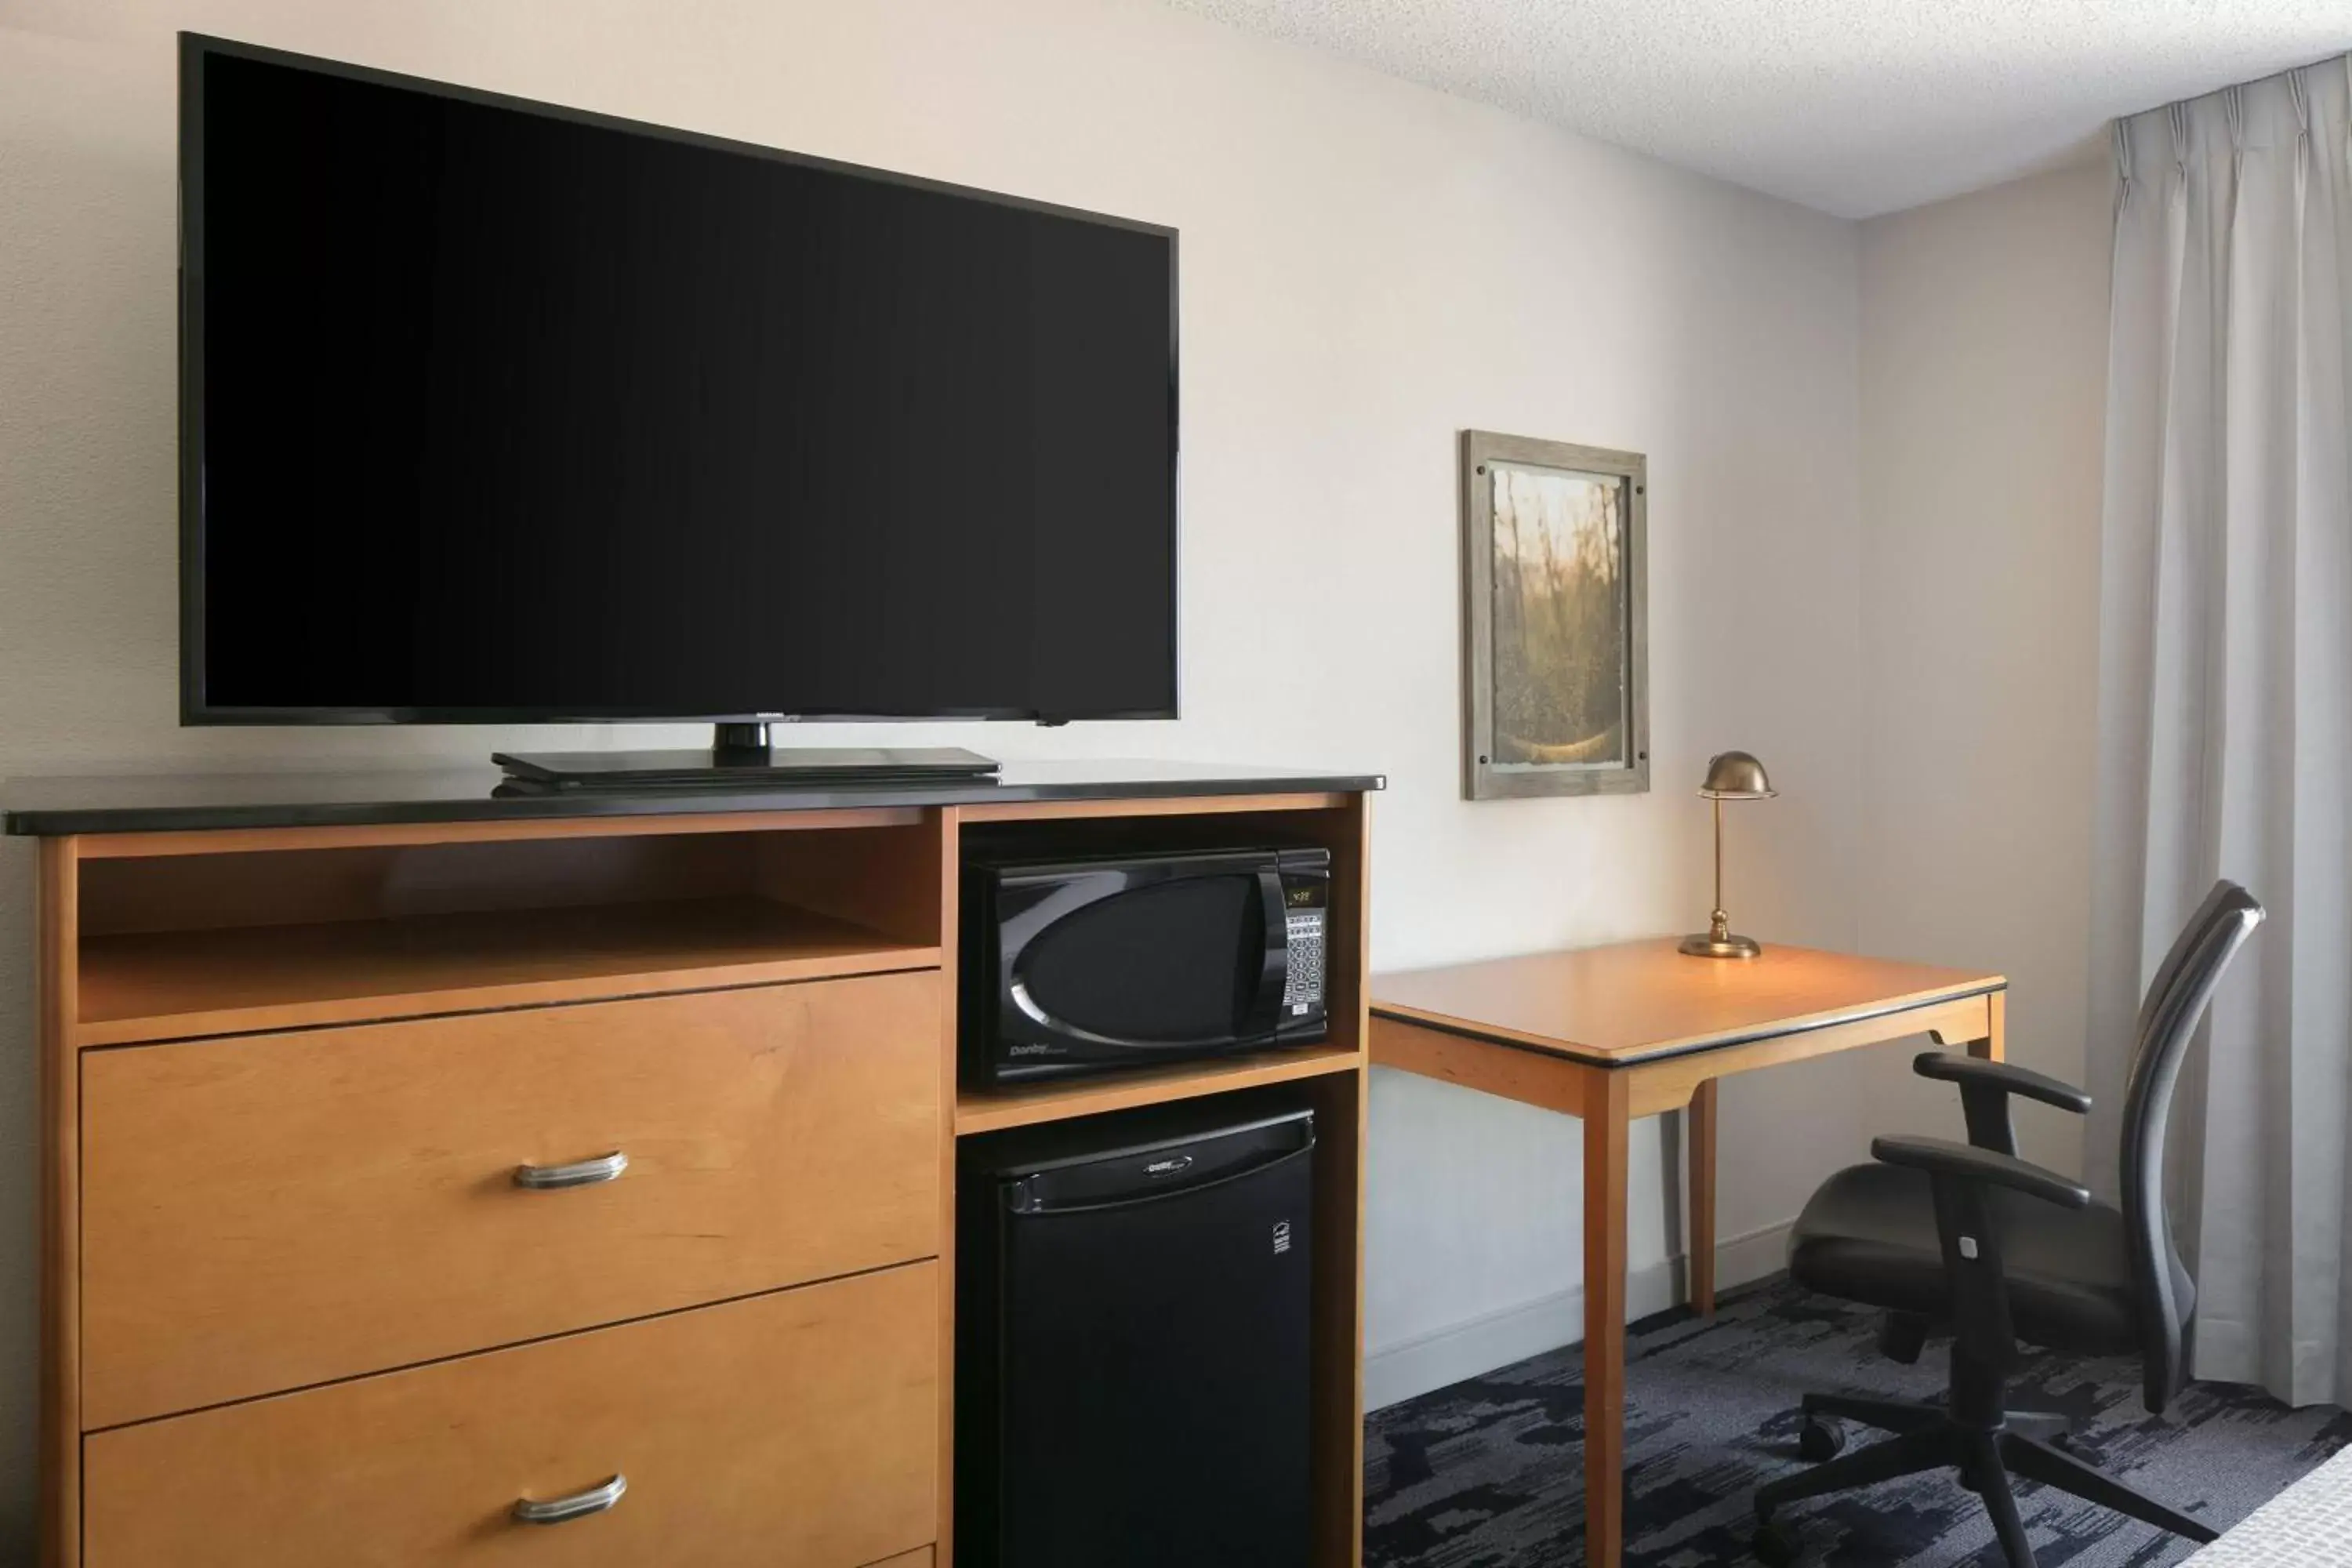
[0,759,1384,837]
[1372,938,2004,1065]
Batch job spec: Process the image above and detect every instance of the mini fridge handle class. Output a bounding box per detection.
[1009,1135,1316,1218]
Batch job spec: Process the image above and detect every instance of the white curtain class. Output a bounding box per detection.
[2089,56,2352,1408]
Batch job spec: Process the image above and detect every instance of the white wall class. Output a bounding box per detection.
[0,0,1875,1541]
[1855,157,2115,1179]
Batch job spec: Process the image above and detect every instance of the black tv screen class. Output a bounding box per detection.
[180,36,1177,724]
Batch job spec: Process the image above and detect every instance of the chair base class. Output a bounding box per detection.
[1755,1386,2217,1568]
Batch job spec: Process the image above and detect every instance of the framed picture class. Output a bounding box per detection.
[1460,430,1649,800]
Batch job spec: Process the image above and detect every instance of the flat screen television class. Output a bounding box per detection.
[179,34,1178,750]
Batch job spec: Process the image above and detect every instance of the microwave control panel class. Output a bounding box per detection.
[1280,871,1328,1018]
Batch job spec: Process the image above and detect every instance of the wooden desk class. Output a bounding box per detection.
[1370,938,2005,1568]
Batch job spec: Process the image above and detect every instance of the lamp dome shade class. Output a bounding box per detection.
[1697,750,1775,800]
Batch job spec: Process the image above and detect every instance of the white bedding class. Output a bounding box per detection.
[2183,1445,2352,1564]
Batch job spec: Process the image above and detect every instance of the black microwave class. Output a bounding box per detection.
[962,847,1332,1086]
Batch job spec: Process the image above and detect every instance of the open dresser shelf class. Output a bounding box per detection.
[76,895,935,1046]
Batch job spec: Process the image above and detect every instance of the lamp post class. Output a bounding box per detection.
[1679,750,1775,959]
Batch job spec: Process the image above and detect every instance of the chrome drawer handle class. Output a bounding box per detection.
[512,1473,626,1525]
[513,1151,628,1190]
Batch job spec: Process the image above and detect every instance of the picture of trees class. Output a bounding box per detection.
[1488,463,1628,769]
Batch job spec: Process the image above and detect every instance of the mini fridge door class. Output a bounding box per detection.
[960,1107,1316,1568]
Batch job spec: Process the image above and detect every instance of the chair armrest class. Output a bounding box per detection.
[1868,1134,2090,1377]
[1871,1134,2092,1210]
[1911,1052,2090,1156]
[1912,1053,2090,1112]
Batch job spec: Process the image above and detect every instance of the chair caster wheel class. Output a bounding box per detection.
[1753,1519,1803,1566]
[1798,1417,1846,1463]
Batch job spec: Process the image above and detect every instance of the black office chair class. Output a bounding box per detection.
[1751,880,2264,1568]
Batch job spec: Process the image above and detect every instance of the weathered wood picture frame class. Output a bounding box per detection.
[1460,430,1650,800]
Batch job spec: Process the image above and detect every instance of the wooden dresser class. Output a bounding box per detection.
[3,764,1376,1568]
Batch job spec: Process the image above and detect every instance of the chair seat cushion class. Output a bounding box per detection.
[1788,1162,2165,1357]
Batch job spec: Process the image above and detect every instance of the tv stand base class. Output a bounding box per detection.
[495,728,1000,792]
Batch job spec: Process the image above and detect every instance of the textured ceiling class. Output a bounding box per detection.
[1162,0,2352,217]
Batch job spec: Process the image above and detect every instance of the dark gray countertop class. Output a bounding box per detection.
[1,759,1385,837]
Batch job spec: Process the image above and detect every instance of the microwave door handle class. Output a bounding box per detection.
[1008,972,1239,1054]
[1240,866,1292,1041]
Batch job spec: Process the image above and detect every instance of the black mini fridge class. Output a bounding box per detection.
[956,1094,1316,1568]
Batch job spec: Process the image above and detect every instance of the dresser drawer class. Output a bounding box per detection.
[82,970,942,1428]
[85,1261,938,1567]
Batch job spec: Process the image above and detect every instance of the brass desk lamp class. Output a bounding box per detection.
[1679,750,1775,958]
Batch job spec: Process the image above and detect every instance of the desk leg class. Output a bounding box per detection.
[1688,1078,1718,1317]
[1583,1070,1631,1568]
[1969,992,2007,1062]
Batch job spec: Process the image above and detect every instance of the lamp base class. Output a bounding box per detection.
[1679,931,1762,959]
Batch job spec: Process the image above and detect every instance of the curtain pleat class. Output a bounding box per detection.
[2091,56,2352,1406]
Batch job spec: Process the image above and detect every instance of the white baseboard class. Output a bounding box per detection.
[1363,1218,1795,1411]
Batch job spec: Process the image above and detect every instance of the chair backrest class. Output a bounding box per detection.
[2133,879,2248,1040]
[2119,879,2263,1414]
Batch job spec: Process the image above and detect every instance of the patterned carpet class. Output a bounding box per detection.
[1365,1279,2352,1567]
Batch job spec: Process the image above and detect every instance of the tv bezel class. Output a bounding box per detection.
[178,32,1181,728]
